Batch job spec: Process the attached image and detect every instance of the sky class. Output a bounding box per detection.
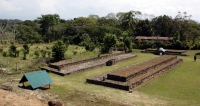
[0,0,200,22]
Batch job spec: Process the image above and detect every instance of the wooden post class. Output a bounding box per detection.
[49,84,50,88]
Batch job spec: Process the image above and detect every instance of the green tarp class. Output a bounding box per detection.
[19,70,52,89]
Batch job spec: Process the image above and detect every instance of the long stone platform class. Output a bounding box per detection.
[86,55,183,90]
[41,52,137,76]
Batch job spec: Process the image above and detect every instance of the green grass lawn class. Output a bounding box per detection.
[138,50,200,105]
[46,50,200,106]
[1,44,200,106]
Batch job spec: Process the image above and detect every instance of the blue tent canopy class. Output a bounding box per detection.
[19,70,52,89]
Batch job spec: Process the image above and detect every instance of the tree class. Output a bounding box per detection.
[34,50,40,58]
[151,15,174,37]
[79,33,91,45]
[21,44,30,60]
[38,14,60,43]
[9,44,19,57]
[121,32,132,53]
[21,20,37,30]
[190,29,200,46]
[52,40,68,61]
[119,11,141,32]
[16,24,42,44]
[97,17,118,27]
[72,17,96,33]
[0,20,7,44]
[106,13,117,20]
[124,36,132,52]
[174,12,192,42]
[134,19,153,36]
[85,42,96,52]
[88,14,100,20]
[23,44,29,54]
[78,33,96,51]
[101,34,117,53]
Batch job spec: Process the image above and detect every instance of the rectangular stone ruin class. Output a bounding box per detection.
[86,55,183,90]
[41,52,138,76]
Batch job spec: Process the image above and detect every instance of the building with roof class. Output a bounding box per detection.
[134,36,173,41]
[19,70,52,89]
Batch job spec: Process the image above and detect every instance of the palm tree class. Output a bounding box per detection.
[121,11,137,31]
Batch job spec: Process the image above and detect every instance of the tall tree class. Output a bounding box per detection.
[174,12,192,41]
[88,14,100,20]
[21,20,37,30]
[134,19,153,36]
[119,11,140,34]
[105,13,117,20]
[38,14,60,43]
[0,20,8,44]
[16,24,42,44]
[151,15,174,37]
[52,40,68,61]
[101,33,117,53]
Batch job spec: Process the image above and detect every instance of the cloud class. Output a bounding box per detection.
[0,0,22,11]
[0,0,199,21]
[38,0,57,13]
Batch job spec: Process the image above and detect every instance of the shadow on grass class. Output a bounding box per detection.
[18,85,51,90]
[195,52,200,55]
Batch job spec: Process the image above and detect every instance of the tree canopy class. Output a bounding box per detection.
[0,11,200,50]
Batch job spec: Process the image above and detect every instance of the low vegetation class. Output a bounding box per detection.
[0,43,200,105]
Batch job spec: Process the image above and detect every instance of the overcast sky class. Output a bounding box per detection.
[0,0,200,22]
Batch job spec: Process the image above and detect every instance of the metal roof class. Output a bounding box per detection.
[19,70,52,89]
[135,36,173,40]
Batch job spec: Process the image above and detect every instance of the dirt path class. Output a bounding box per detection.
[0,89,46,106]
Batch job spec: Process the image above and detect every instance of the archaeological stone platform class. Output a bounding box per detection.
[86,55,183,90]
[41,52,138,76]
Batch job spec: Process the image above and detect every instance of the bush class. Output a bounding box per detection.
[101,46,109,54]
[34,50,40,58]
[52,40,68,61]
[73,50,78,55]
[0,48,3,52]
[22,49,27,60]
[9,44,17,57]
[85,42,95,52]
[47,51,51,58]
[46,47,50,50]
[23,44,30,54]
[40,50,47,58]
[2,51,7,57]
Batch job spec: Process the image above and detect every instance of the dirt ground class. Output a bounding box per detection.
[0,89,46,106]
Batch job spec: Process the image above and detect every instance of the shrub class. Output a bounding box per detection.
[9,44,17,57]
[52,40,68,61]
[85,42,95,52]
[22,49,27,60]
[0,48,3,52]
[34,50,40,58]
[73,50,78,55]
[40,50,47,58]
[2,51,7,57]
[47,51,51,58]
[23,44,30,54]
